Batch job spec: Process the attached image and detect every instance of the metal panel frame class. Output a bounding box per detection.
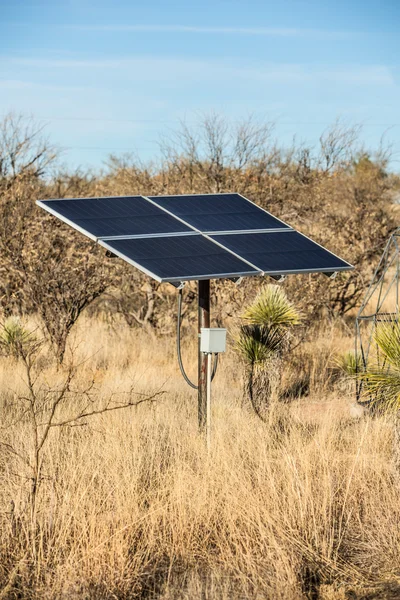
[100,231,198,241]
[38,194,143,202]
[202,227,293,236]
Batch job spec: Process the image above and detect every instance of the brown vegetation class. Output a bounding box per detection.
[1,113,400,598]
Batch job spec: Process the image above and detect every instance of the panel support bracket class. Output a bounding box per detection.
[227,276,243,285]
[170,281,186,289]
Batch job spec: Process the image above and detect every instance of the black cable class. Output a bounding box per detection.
[211,350,219,380]
[177,288,197,389]
[177,288,218,389]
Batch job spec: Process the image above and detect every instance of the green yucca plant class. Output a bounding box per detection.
[235,285,302,420]
[0,318,39,359]
[359,321,400,411]
[242,285,302,328]
[335,351,362,377]
[236,324,286,367]
[236,285,302,366]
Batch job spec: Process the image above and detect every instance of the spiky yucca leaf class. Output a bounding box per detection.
[359,321,400,410]
[0,318,38,358]
[243,285,302,328]
[373,321,400,368]
[359,367,400,411]
[235,324,285,366]
[335,351,362,376]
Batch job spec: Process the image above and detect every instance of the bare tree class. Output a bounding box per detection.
[0,113,57,182]
[318,118,362,172]
[23,253,108,362]
[160,113,276,194]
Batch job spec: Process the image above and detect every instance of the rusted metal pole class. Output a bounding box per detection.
[198,279,210,431]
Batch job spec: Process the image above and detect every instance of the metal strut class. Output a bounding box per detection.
[177,287,218,390]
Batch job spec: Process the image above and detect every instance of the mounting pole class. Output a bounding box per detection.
[198,279,210,431]
[206,352,212,449]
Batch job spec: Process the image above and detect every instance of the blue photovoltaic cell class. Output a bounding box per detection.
[37,193,353,282]
[149,193,290,232]
[100,234,260,281]
[39,196,192,238]
[211,231,352,274]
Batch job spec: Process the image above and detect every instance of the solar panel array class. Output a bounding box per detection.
[37,193,353,283]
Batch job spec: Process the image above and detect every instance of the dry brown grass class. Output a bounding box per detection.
[1,317,400,599]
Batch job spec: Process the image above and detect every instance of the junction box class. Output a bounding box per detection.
[200,328,227,354]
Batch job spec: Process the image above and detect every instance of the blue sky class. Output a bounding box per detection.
[1,0,399,171]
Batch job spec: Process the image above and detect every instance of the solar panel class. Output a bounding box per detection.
[99,234,261,282]
[148,193,290,233]
[38,196,192,240]
[211,230,352,274]
[37,192,353,283]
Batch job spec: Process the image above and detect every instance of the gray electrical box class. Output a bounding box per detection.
[200,328,227,353]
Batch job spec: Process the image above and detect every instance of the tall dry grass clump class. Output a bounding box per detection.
[1,318,400,599]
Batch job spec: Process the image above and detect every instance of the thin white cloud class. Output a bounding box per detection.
[241,64,395,86]
[5,57,148,68]
[0,78,95,92]
[67,24,356,40]
[3,57,394,87]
